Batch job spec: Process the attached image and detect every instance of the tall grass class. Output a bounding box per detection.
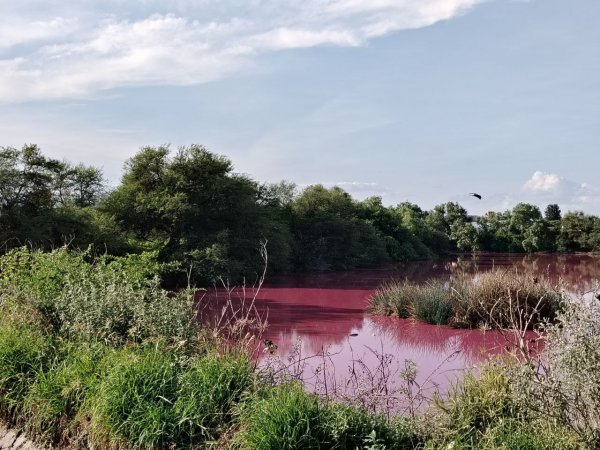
[21,342,108,446]
[0,321,50,422]
[86,347,181,449]
[369,269,564,328]
[235,383,419,450]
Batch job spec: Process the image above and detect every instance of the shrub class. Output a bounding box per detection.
[369,269,564,329]
[428,365,524,447]
[453,269,564,328]
[0,248,198,347]
[507,296,600,446]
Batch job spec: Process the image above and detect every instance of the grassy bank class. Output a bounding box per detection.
[0,248,597,449]
[368,269,565,328]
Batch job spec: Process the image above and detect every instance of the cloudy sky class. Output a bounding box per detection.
[1,0,599,214]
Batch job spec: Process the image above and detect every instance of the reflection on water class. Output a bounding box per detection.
[198,253,600,395]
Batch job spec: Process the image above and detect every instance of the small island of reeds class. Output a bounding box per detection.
[368,269,565,328]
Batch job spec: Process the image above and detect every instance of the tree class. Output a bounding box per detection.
[102,145,293,282]
[291,186,388,270]
[544,204,562,221]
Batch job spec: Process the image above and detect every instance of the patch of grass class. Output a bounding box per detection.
[21,341,108,446]
[477,419,580,450]
[86,347,181,450]
[368,281,419,318]
[235,383,420,450]
[235,383,328,450]
[412,281,453,325]
[174,351,254,444]
[0,321,50,422]
[426,364,525,448]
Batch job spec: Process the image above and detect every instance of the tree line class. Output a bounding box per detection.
[1,144,599,284]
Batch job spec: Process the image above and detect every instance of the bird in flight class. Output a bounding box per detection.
[469,193,482,200]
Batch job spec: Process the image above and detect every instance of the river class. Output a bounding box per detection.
[198,253,600,410]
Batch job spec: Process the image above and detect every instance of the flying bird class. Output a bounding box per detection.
[469,193,482,200]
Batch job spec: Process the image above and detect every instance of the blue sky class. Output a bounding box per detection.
[1,0,599,214]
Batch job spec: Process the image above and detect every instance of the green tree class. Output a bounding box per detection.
[544,204,562,221]
[291,186,388,270]
[102,145,292,282]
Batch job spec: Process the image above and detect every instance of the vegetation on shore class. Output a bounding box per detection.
[3,144,600,285]
[368,268,565,328]
[0,248,598,449]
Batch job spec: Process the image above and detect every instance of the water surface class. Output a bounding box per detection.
[199,253,600,401]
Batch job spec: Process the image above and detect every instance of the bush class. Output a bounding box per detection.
[453,270,564,328]
[428,365,523,447]
[0,248,198,346]
[507,296,600,446]
[369,269,564,329]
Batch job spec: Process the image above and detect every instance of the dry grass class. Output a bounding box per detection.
[369,269,565,329]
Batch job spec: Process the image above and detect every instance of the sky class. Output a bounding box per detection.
[1,0,599,215]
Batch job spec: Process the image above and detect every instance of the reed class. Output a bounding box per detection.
[369,268,564,328]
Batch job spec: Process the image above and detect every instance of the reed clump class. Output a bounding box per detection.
[369,269,565,328]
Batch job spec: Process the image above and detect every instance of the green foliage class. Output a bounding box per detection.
[0,247,197,346]
[174,352,253,443]
[544,203,562,221]
[0,321,50,421]
[0,144,106,250]
[292,186,389,270]
[412,281,454,325]
[86,347,181,449]
[508,297,600,446]
[22,342,108,445]
[235,383,414,450]
[428,365,523,447]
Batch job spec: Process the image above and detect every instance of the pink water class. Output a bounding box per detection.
[198,253,600,403]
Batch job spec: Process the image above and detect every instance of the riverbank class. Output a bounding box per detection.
[0,248,597,449]
[0,425,40,450]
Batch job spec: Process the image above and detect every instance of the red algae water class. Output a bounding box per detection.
[198,254,600,399]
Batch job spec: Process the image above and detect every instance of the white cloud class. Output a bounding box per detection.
[522,170,562,193]
[520,171,600,214]
[0,0,484,102]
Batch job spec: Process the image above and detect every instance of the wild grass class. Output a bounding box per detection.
[369,268,564,328]
[174,351,254,444]
[423,364,580,450]
[86,347,181,449]
[21,341,108,446]
[234,383,420,450]
[0,320,50,422]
